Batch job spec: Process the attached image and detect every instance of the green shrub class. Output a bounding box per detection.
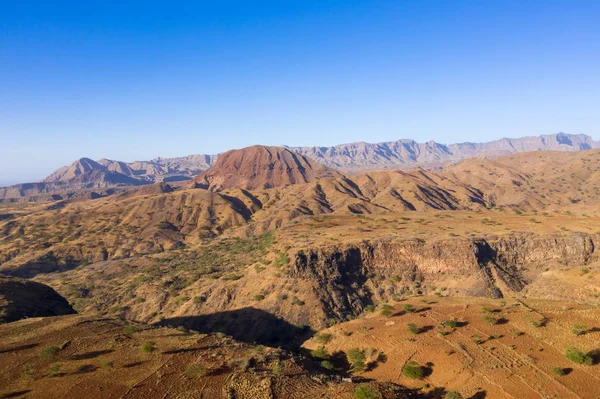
[123,325,138,336]
[39,346,60,359]
[365,305,376,313]
[100,359,114,368]
[406,323,419,334]
[320,360,335,370]
[141,341,157,354]
[185,364,206,375]
[483,316,498,325]
[347,348,366,372]
[571,325,587,336]
[253,294,265,301]
[402,360,425,379]
[380,304,394,318]
[354,385,381,399]
[271,361,282,376]
[402,304,415,313]
[310,346,330,360]
[552,367,566,376]
[315,333,333,345]
[291,297,305,306]
[445,392,464,399]
[48,362,62,374]
[442,319,458,328]
[20,364,34,378]
[565,347,592,365]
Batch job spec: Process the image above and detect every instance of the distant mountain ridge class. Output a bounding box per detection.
[290,133,599,170]
[0,133,598,201]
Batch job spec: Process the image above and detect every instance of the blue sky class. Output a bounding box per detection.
[1,1,600,185]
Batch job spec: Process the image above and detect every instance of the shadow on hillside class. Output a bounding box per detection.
[70,349,113,360]
[587,348,600,365]
[156,307,314,349]
[0,259,82,278]
[1,391,32,399]
[0,343,38,354]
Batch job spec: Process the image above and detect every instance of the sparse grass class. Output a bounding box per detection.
[354,385,381,399]
[141,341,157,354]
[185,364,206,375]
[39,346,60,359]
[100,359,114,368]
[571,324,587,336]
[20,364,34,378]
[49,362,62,374]
[123,325,138,336]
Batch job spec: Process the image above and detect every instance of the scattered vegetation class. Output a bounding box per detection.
[402,360,426,379]
[141,341,157,354]
[565,347,592,365]
[314,333,332,345]
[185,364,206,375]
[354,385,381,399]
[571,324,587,336]
[380,304,394,317]
[406,323,419,334]
[402,304,415,313]
[347,348,367,373]
[39,346,60,359]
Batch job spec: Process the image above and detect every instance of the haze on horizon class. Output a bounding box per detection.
[2,0,600,185]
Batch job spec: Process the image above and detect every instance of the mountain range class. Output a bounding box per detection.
[1,132,598,202]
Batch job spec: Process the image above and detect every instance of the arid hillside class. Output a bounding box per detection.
[304,296,600,399]
[0,315,415,399]
[0,149,599,339]
[195,145,342,191]
[1,147,600,397]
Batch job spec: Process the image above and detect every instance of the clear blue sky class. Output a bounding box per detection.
[1,1,600,185]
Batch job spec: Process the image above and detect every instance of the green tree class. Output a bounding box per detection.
[402,360,425,379]
[565,347,592,365]
[354,385,381,399]
[406,323,419,334]
[380,304,394,318]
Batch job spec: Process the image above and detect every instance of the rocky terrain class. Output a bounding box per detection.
[293,132,599,170]
[194,145,342,191]
[2,133,598,202]
[0,315,415,399]
[1,144,600,397]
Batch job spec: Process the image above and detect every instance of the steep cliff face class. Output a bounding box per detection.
[290,232,599,323]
